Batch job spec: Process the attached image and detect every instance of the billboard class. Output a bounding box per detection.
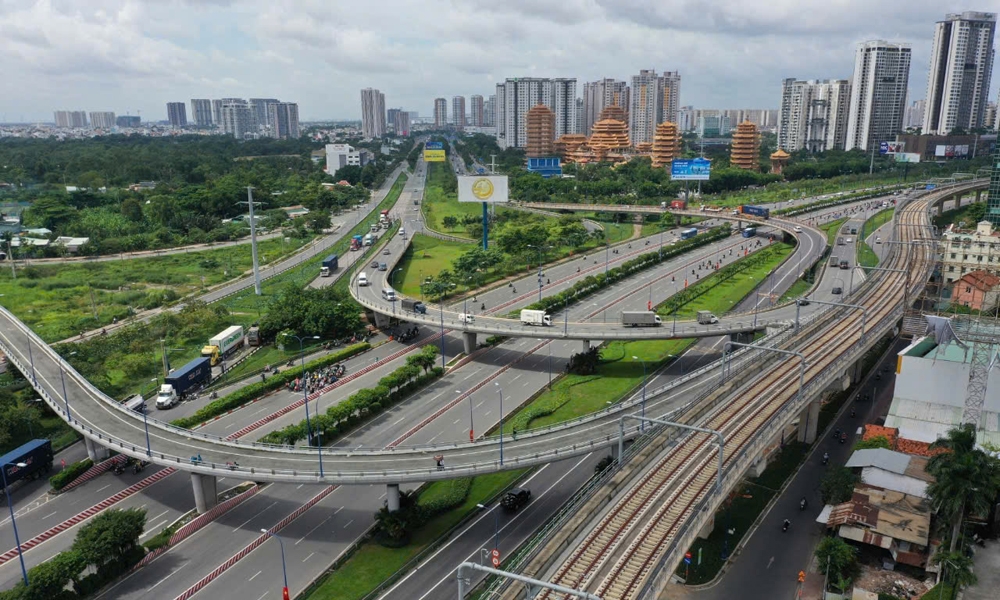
[457,176,509,203]
[425,141,443,150]
[895,152,921,163]
[879,141,904,154]
[671,158,712,181]
[423,149,446,162]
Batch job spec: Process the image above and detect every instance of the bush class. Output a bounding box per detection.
[171,343,369,429]
[418,477,472,515]
[143,521,181,552]
[820,467,860,504]
[49,459,94,491]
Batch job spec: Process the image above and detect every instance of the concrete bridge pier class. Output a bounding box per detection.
[84,437,108,462]
[697,513,716,540]
[937,201,944,216]
[386,483,400,512]
[581,340,590,354]
[372,310,392,330]
[730,331,754,345]
[462,332,477,355]
[796,400,821,444]
[190,473,218,514]
[976,189,983,203]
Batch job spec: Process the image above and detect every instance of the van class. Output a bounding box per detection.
[457,313,475,324]
[836,237,845,245]
[124,395,146,413]
[839,260,849,269]
[358,272,369,287]
[381,288,396,301]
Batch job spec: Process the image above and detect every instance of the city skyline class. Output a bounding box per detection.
[1,2,996,123]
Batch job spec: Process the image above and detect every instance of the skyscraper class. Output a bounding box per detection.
[985,144,1000,226]
[391,110,411,136]
[904,99,927,129]
[661,71,682,125]
[54,111,88,128]
[249,98,280,132]
[845,41,911,151]
[434,98,448,128]
[629,70,662,145]
[360,88,386,138]
[495,78,577,149]
[923,12,996,135]
[484,95,496,127]
[267,102,299,139]
[582,78,629,136]
[470,95,484,127]
[166,102,187,127]
[191,99,214,127]
[212,99,224,126]
[88,112,116,129]
[452,96,466,129]
[221,100,252,139]
[777,79,851,152]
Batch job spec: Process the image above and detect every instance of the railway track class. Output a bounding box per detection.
[532,189,939,600]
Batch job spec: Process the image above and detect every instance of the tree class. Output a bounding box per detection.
[120,197,144,223]
[927,424,1000,552]
[932,549,977,590]
[24,549,85,600]
[853,435,892,450]
[815,536,858,592]
[73,508,147,571]
[442,215,459,229]
[24,195,77,230]
[819,467,859,504]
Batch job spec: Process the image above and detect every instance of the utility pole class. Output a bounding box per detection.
[240,187,263,295]
[6,240,14,279]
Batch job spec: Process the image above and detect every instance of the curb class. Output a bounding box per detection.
[57,455,125,493]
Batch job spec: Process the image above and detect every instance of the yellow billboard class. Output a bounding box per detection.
[423,149,446,162]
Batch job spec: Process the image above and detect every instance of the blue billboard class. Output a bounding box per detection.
[527,157,562,179]
[671,158,711,181]
[425,141,443,150]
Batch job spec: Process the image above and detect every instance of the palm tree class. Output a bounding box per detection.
[932,550,977,590]
[927,424,1000,552]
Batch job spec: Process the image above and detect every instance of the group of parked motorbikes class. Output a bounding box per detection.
[112,457,148,475]
[285,363,347,394]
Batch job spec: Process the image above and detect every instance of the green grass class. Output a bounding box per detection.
[779,278,813,303]
[0,235,314,342]
[209,339,328,386]
[304,469,525,600]
[819,218,848,246]
[222,173,407,312]
[706,173,905,208]
[394,234,472,298]
[421,162,482,239]
[857,209,894,268]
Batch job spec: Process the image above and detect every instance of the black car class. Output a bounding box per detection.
[501,487,531,511]
[371,259,379,268]
[832,287,843,295]
[797,298,810,306]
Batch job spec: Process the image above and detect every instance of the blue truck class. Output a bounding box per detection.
[738,205,770,219]
[158,357,212,408]
[321,254,339,277]
[681,228,698,240]
[0,439,53,489]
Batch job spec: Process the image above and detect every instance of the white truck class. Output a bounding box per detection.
[697,311,719,324]
[457,313,475,324]
[622,311,662,327]
[155,385,178,409]
[201,325,245,366]
[520,309,552,327]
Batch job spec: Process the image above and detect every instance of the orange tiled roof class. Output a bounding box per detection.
[957,269,1000,291]
[863,424,898,447]
[896,438,949,458]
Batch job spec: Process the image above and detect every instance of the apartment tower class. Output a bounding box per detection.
[845,41,911,151]
[923,12,996,135]
[434,98,448,128]
[470,95,485,127]
[777,79,851,152]
[452,96,466,129]
[360,88,387,138]
[166,102,187,127]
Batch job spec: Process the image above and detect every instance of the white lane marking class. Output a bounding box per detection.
[392,416,406,426]
[150,566,184,589]
[232,501,278,533]
[342,519,354,528]
[334,506,344,514]
[96,484,110,493]
[42,511,57,520]
[453,419,460,425]
[302,552,315,562]
[151,510,168,521]
[249,570,262,582]
[296,515,334,546]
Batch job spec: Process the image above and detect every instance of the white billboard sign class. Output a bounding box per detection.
[458,175,509,203]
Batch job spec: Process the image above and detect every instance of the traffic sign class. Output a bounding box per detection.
[491,549,500,558]
[491,556,501,567]
[683,551,692,565]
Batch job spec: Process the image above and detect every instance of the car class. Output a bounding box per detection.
[845,237,853,244]
[832,287,843,295]
[829,257,839,268]
[382,248,391,255]
[501,487,532,511]
[794,226,802,233]
[378,262,388,271]
[371,259,380,268]
[797,298,810,306]
[399,227,406,236]
[875,237,882,244]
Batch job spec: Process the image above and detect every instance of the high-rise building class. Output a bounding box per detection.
[495,78,577,149]
[267,102,299,139]
[582,78,630,136]
[730,122,761,170]
[697,115,732,137]
[88,112,116,129]
[777,78,851,152]
[116,115,140,128]
[434,98,448,128]
[484,95,496,127]
[923,12,996,135]
[678,106,695,132]
[221,100,252,139]
[526,104,556,158]
[452,96,466,129]
[628,70,680,145]
[191,99,214,127]
[391,110,411,136]
[661,71,682,125]
[212,100,223,126]
[166,102,187,127]
[360,88,386,138]
[985,144,1000,226]
[575,98,584,134]
[249,98,280,131]
[54,111,88,128]
[845,41,911,151]
[470,95,485,127]
[904,99,927,129]
[987,101,999,131]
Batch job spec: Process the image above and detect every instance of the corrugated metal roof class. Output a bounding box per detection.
[846,448,911,474]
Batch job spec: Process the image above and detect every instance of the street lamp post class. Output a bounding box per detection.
[59,350,77,421]
[260,530,288,597]
[284,333,323,476]
[632,356,647,430]
[494,382,504,465]
[142,378,156,457]
[2,461,29,586]
[476,503,501,553]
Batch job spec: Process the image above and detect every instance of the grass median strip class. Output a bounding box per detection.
[857,208,894,268]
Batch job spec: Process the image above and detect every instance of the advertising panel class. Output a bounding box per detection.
[956,145,969,157]
[670,158,712,181]
[423,149,446,162]
[425,141,443,150]
[879,141,904,154]
[935,145,947,157]
[457,175,509,203]
[894,153,921,163]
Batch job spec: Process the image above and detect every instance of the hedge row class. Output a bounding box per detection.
[49,458,93,491]
[171,342,370,429]
[418,477,473,515]
[520,226,731,315]
[774,185,903,217]
[259,345,443,446]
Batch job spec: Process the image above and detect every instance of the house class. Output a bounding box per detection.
[825,485,933,568]
[281,205,309,219]
[951,270,1000,311]
[53,237,90,253]
[845,448,934,499]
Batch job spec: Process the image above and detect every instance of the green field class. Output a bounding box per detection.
[779,278,813,303]
[0,235,313,342]
[420,163,483,239]
[706,173,905,208]
[393,234,471,298]
[819,218,848,246]
[857,208,894,268]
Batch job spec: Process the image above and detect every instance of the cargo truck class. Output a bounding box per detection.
[350,235,363,251]
[401,298,427,314]
[201,325,245,366]
[737,205,770,219]
[622,311,662,327]
[697,311,719,324]
[520,309,552,327]
[159,357,212,407]
[0,440,53,489]
[363,233,374,247]
[670,200,687,209]
[380,210,390,224]
[320,254,339,277]
[247,326,261,346]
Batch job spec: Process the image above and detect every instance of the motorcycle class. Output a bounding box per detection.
[799,497,808,511]
[821,452,829,466]
[133,461,147,475]
[782,519,791,532]
[113,462,125,475]
[840,432,847,444]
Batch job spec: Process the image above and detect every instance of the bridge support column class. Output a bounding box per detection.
[697,513,716,540]
[730,331,754,345]
[462,331,477,355]
[750,455,768,478]
[581,340,590,354]
[386,484,400,512]
[851,358,865,384]
[190,473,218,514]
[796,400,821,444]
[372,311,392,330]
[84,437,108,462]
[976,189,983,204]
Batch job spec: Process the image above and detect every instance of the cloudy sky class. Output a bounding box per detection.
[0,0,994,123]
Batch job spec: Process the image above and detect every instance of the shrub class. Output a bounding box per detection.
[49,458,94,491]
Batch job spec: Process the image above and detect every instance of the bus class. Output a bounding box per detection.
[742,227,757,238]
[680,228,698,240]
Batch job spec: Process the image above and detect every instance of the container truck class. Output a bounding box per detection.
[320,254,339,277]
[670,200,687,210]
[159,357,212,407]
[401,298,427,314]
[622,311,662,327]
[201,325,245,366]
[247,326,261,346]
[0,440,53,489]
[363,233,374,247]
[520,309,552,327]
[350,235,363,251]
[681,228,698,240]
[697,311,719,324]
[737,205,770,219]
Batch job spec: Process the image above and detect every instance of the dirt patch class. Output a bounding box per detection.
[854,565,934,599]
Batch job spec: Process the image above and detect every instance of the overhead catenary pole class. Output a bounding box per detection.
[241,186,263,295]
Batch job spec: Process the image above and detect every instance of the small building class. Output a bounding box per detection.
[825,485,933,568]
[845,448,934,499]
[281,205,310,219]
[53,236,89,253]
[526,157,562,179]
[940,221,1000,284]
[951,270,1000,310]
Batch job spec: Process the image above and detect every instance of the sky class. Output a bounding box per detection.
[0,0,996,123]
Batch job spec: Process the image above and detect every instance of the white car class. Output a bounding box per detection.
[457,313,475,324]
[793,226,802,233]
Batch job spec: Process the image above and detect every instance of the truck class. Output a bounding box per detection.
[742,227,757,238]
[737,205,770,219]
[402,298,427,314]
[670,200,687,210]
[350,235,363,251]
[0,440,53,489]
[320,254,339,277]
[247,326,261,346]
[680,228,698,240]
[520,309,552,327]
[363,233,374,247]
[379,210,390,224]
[201,325,245,366]
[697,311,719,325]
[160,357,212,407]
[622,311,662,327]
